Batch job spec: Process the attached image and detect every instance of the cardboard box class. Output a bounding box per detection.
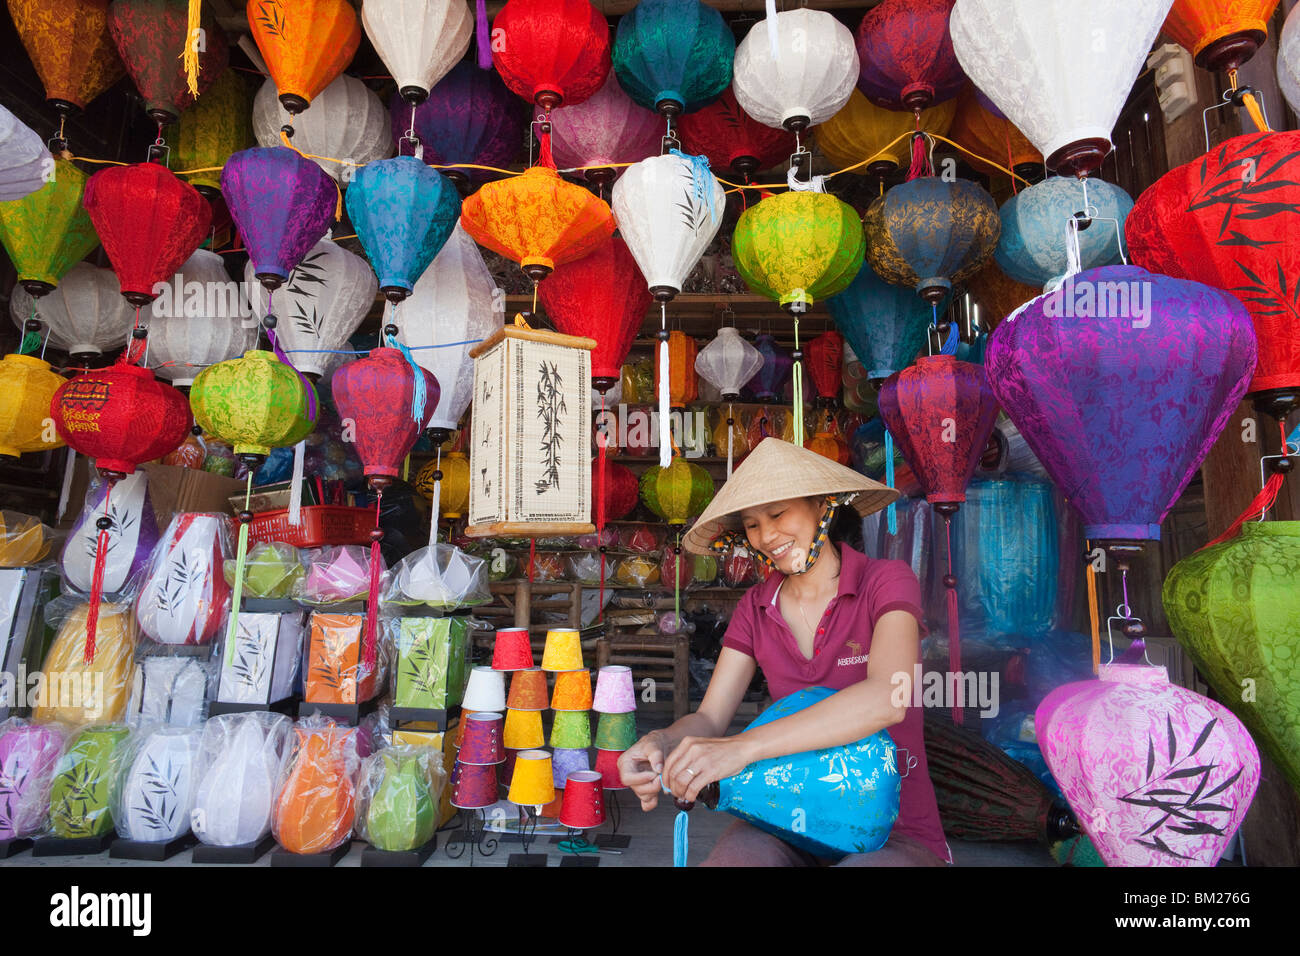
[58,458,243,531]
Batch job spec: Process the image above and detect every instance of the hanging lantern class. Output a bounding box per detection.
[331,348,439,488]
[8,0,125,116]
[653,330,698,407]
[107,0,231,126]
[855,0,966,113]
[415,452,471,518]
[390,61,525,189]
[749,334,791,402]
[190,350,316,467]
[148,250,258,386]
[1036,664,1259,867]
[397,225,502,439]
[1162,0,1281,72]
[0,106,51,203]
[677,87,797,184]
[826,260,931,385]
[538,235,651,392]
[82,161,212,306]
[247,0,361,115]
[550,72,662,189]
[1126,131,1300,420]
[807,415,851,465]
[815,90,955,177]
[951,0,1171,177]
[0,158,100,298]
[732,9,858,133]
[1282,7,1299,115]
[695,327,763,401]
[362,0,472,106]
[253,75,393,182]
[1163,521,1300,794]
[965,263,1042,334]
[985,265,1256,547]
[221,146,337,292]
[806,331,843,407]
[640,458,714,525]
[948,85,1042,182]
[863,177,1000,303]
[996,177,1133,289]
[169,69,253,199]
[491,0,612,110]
[467,326,595,537]
[612,0,733,118]
[0,354,67,458]
[9,263,134,359]
[592,460,639,521]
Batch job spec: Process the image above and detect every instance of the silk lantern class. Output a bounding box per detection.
[951,0,1174,177]
[0,159,100,297]
[272,722,358,855]
[593,461,639,521]
[996,177,1133,289]
[107,0,231,126]
[1126,131,1300,419]
[491,0,612,110]
[749,334,791,401]
[0,723,64,839]
[48,723,131,838]
[0,106,51,203]
[9,263,133,358]
[190,350,315,464]
[640,458,714,525]
[806,331,843,407]
[827,261,930,384]
[8,0,125,116]
[82,161,212,306]
[0,354,65,458]
[1282,7,1299,115]
[169,68,253,198]
[253,75,393,182]
[1036,664,1259,867]
[116,727,201,842]
[1163,521,1300,794]
[550,72,662,189]
[36,605,137,723]
[864,177,1000,304]
[654,331,698,406]
[985,265,1256,545]
[816,90,956,177]
[1162,0,1281,72]
[696,327,763,400]
[148,250,257,385]
[362,0,472,105]
[135,512,231,645]
[363,748,437,852]
[733,9,858,133]
[415,452,470,517]
[855,0,965,113]
[612,0,733,117]
[248,0,361,114]
[191,712,292,847]
[331,348,439,486]
[949,84,1043,181]
[677,87,797,183]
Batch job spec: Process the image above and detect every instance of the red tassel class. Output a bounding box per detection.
[84,482,115,664]
[538,127,556,170]
[363,494,382,672]
[907,133,929,181]
[1201,472,1285,551]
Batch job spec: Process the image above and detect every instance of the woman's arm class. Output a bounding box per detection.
[664,609,919,805]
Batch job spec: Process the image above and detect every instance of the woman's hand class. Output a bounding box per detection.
[662,735,756,806]
[618,732,668,812]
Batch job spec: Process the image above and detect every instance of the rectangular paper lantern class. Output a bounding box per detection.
[0,567,56,719]
[128,656,208,726]
[393,616,470,712]
[216,611,303,706]
[467,326,596,538]
[305,612,377,705]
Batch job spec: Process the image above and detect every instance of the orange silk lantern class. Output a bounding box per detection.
[654,330,698,407]
[949,85,1042,183]
[246,0,362,114]
[1162,0,1281,72]
[8,0,126,117]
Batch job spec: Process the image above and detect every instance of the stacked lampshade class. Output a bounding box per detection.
[592,665,636,791]
[558,770,605,831]
[449,711,505,812]
[506,749,555,811]
[491,627,534,671]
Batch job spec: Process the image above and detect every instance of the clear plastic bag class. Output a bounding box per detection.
[191,711,293,847]
[720,544,757,590]
[60,470,160,601]
[272,716,360,855]
[113,724,203,842]
[45,722,133,839]
[382,544,491,610]
[523,551,566,583]
[135,512,232,646]
[126,653,212,728]
[222,541,305,600]
[297,545,385,605]
[356,745,446,852]
[613,554,660,588]
[565,551,617,587]
[619,524,663,554]
[660,547,694,591]
[576,526,619,551]
[690,552,719,588]
[33,597,138,726]
[216,611,303,707]
[303,612,385,706]
[0,510,60,567]
[0,718,66,839]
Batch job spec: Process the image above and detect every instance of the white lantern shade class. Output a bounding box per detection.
[462,665,507,711]
[217,611,303,706]
[950,0,1174,172]
[696,326,763,399]
[246,237,378,378]
[253,74,394,181]
[397,224,502,433]
[611,152,726,299]
[550,71,663,180]
[1281,5,1300,117]
[127,656,209,727]
[147,250,258,385]
[134,513,230,647]
[117,727,202,842]
[732,9,859,131]
[0,105,51,202]
[10,262,135,357]
[192,713,292,847]
[362,0,473,104]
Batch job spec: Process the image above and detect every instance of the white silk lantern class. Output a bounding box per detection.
[550,71,663,187]
[950,0,1174,177]
[246,237,378,378]
[362,0,472,106]
[696,326,764,477]
[147,250,257,385]
[0,105,51,202]
[1281,5,1299,117]
[253,75,394,181]
[191,712,292,847]
[117,727,203,843]
[10,262,135,358]
[732,9,859,132]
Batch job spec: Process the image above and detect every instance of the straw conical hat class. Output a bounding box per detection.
[683,438,898,553]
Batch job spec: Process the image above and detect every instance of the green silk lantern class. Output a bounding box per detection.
[168,68,253,198]
[1163,522,1300,794]
[640,458,714,525]
[189,350,315,462]
[0,158,100,297]
[49,724,132,838]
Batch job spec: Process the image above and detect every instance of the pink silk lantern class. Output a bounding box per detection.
[1037,664,1260,867]
[549,71,662,190]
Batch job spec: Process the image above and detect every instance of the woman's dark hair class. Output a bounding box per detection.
[827,503,864,553]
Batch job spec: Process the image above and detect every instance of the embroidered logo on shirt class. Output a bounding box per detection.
[837,641,868,667]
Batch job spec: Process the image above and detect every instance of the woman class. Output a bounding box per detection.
[619,438,950,866]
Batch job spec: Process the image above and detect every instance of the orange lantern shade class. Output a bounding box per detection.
[966,263,1042,332]
[949,86,1042,182]
[246,0,362,114]
[654,330,699,407]
[506,668,549,711]
[550,669,593,711]
[1162,0,1281,72]
[9,0,126,116]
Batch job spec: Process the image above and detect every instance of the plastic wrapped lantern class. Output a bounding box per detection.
[640,458,714,526]
[995,177,1132,289]
[491,0,612,111]
[0,106,51,203]
[148,250,258,386]
[191,712,292,848]
[35,605,138,724]
[815,90,956,178]
[0,723,65,840]
[361,747,439,852]
[48,723,132,838]
[247,0,362,115]
[272,720,359,855]
[8,0,125,117]
[855,0,966,113]
[169,69,253,199]
[362,0,472,106]
[550,72,662,190]
[612,0,734,117]
[0,353,68,458]
[0,159,101,299]
[115,726,202,843]
[253,75,394,182]
[677,87,797,183]
[135,513,232,646]
[1162,0,1281,73]
[61,469,160,598]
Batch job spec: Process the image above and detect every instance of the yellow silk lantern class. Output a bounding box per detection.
[712,409,749,461]
[415,452,470,519]
[817,89,957,176]
[8,0,126,115]
[168,68,253,197]
[654,331,699,407]
[640,458,715,525]
[507,750,555,807]
[34,602,136,724]
[0,354,67,458]
[247,0,362,114]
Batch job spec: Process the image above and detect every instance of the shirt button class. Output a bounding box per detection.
[817,628,824,635]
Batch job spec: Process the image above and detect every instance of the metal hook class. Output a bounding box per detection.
[1106,606,1151,667]
[1258,440,1299,521]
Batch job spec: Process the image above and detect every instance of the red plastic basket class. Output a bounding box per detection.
[246,506,375,548]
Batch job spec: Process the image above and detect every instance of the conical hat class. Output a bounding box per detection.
[683,438,898,554]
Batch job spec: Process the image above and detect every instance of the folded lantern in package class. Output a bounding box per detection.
[304,612,378,706]
[272,718,360,856]
[222,541,304,600]
[299,545,383,604]
[216,611,303,708]
[357,745,446,853]
[126,656,210,727]
[60,470,160,599]
[0,510,57,567]
[47,723,133,840]
[135,512,232,646]
[0,719,66,840]
[393,616,470,714]
[191,712,293,848]
[33,601,138,725]
[114,726,203,843]
[384,544,490,609]
[0,562,59,720]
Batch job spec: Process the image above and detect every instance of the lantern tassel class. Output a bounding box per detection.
[183,0,202,97]
[386,325,427,424]
[83,480,115,665]
[726,403,734,479]
[658,336,672,469]
[1202,472,1285,550]
[429,447,442,551]
[224,473,254,661]
[884,429,898,536]
[791,316,804,446]
[944,517,960,724]
[287,439,306,527]
[538,127,556,170]
[907,133,929,181]
[597,396,607,618]
[475,0,493,69]
[673,807,690,867]
[364,492,383,674]
[1086,544,1100,676]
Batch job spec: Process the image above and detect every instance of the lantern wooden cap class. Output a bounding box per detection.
[468,325,597,360]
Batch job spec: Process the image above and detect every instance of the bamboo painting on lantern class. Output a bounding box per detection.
[535,360,566,495]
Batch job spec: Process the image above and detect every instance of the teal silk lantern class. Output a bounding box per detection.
[613,0,734,116]
[827,260,933,384]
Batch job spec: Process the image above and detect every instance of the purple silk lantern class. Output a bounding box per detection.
[747,334,792,402]
[0,723,65,839]
[220,146,337,290]
[985,265,1257,546]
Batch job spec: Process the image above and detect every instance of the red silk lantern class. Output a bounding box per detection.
[491,0,612,110]
[594,460,639,522]
[806,331,844,407]
[537,235,651,392]
[81,162,212,306]
[330,347,439,488]
[677,87,797,182]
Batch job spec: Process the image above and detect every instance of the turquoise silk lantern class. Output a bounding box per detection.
[612,0,735,117]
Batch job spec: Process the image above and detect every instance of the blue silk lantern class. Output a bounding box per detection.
[221,147,337,291]
[747,333,791,401]
[345,155,461,302]
[613,0,734,116]
[995,177,1133,289]
[827,260,933,385]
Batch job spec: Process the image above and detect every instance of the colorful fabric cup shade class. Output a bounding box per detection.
[540,629,583,671]
[503,708,545,750]
[559,770,605,829]
[550,669,593,711]
[461,666,507,712]
[593,748,628,791]
[457,712,505,766]
[592,665,637,713]
[595,711,638,751]
[449,759,499,810]
[491,627,534,670]
[506,668,549,711]
[507,749,556,807]
[552,748,591,789]
[549,709,592,749]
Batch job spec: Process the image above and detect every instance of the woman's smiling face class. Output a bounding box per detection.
[739,496,825,574]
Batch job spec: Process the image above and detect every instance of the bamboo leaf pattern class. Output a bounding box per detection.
[254,0,285,39]
[534,361,566,495]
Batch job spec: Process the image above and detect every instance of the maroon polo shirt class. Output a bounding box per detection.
[721,545,950,862]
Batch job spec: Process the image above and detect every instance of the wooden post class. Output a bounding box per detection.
[514,582,530,630]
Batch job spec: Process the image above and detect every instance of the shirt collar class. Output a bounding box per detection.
[759,544,863,614]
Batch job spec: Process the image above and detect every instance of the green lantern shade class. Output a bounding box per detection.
[612,0,734,115]
[733,191,865,311]
[49,724,131,838]
[549,709,592,749]
[595,710,637,751]
[1162,522,1300,794]
[190,350,316,463]
[365,749,437,852]
[167,68,253,198]
[640,458,715,525]
[0,158,100,297]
